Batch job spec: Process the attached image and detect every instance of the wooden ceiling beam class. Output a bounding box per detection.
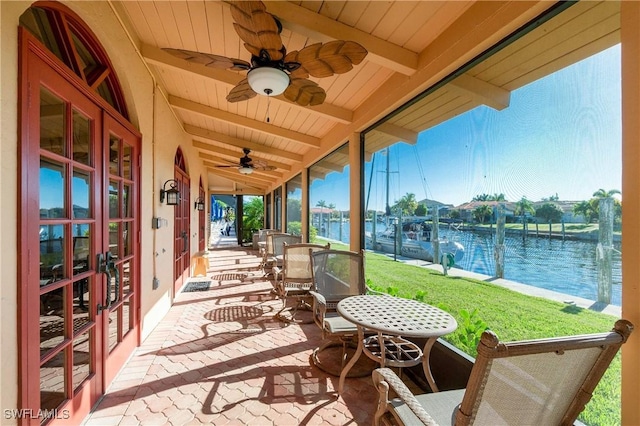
[141,43,353,124]
[266,2,418,75]
[185,124,303,162]
[171,96,320,149]
[449,73,511,110]
[375,123,419,145]
[197,148,292,172]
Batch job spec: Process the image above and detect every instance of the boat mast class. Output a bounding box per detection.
[386,147,390,228]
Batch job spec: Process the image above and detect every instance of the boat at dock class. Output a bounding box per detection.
[365,219,465,264]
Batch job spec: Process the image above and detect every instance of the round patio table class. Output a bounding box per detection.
[337,295,457,395]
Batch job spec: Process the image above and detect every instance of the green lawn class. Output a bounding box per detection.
[318,239,622,426]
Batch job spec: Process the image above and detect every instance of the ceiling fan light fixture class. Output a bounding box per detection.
[247,67,289,96]
[238,165,254,175]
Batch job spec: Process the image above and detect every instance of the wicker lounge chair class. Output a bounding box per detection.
[372,319,634,426]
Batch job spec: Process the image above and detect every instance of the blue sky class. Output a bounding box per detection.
[312,44,622,211]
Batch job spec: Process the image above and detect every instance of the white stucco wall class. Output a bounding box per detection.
[0,1,208,417]
[0,2,28,421]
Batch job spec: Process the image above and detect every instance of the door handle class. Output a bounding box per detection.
[97,251,120,313]
[108,251,121,305]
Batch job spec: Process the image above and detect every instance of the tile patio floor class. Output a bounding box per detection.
[81,242,381,425]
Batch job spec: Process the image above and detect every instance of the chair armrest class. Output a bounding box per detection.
[309,291,328,331]
[272,268,284,296]
[372,368,439,426]
[309,290,326,307]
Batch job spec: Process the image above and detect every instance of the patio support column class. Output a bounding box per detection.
[302,168,309,242]
[621,2,640,424]
[349,132,362,251]
[280,183,286,233]
[268,190,274,229]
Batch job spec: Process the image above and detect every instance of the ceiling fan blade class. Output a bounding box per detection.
[284,79,326,106]
[253,165,277,171]
[229,1,284,61]
[226,79,258,103]
[162,48,250,71]
[286,41,368,79]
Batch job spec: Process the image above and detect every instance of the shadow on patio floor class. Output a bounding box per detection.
[82,246,380,425]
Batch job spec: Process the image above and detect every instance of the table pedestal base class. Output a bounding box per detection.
[363,334,422,367]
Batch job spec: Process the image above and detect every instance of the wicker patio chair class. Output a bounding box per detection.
[372,319,634,426]
[273,242,330,323]
[257,229,276,257]
[309,249,380,376]
[261,232,286,276]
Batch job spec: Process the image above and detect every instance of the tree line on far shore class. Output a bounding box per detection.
[385,189,621,229]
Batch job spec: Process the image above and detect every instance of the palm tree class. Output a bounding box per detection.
[472,205,493,224]
[328,203,336,220]
[593,188,621,199]
[472,193,491,201]
[243,196,264,233]
[316,200,327,235]
[591,189,620,304]
[394,193,418,216]
[542,193,560,202]
[514,196,535,240]
[574,189,621,224]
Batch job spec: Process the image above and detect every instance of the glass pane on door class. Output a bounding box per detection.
[40,349,67,410]
[40,160,65,218]
[109,136,120,175]
[72,170,91,218]
[40,87,65,156]
[72,331,91,391]
[73,109,91,165]
[40,287,66,356]
[40,223,65,285]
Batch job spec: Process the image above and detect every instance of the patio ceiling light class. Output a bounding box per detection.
[238,166,253,175]
[247,67,289,97]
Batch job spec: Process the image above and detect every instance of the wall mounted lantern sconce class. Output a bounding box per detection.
[160,179,180,206]
[194,197,205,211]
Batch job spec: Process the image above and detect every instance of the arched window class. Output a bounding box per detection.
[175,147,187,172]
[19,2,128,118]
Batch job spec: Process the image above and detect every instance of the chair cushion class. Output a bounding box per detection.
[323,315,358,334]
[390,389,465,426]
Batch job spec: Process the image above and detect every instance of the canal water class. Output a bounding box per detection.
[320,220,622,306]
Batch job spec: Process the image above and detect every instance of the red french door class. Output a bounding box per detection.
[173,165,191,295]
[198,181,206,252]
[19,31,140,424]
[101,114,140,385]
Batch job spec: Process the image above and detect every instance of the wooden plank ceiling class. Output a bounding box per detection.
[114,0,619,194]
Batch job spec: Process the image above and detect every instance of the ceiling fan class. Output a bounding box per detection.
[163,1,368,107]
[215,148,276,175]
